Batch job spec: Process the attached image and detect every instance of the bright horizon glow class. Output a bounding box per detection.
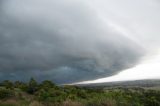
[73,51,160,85]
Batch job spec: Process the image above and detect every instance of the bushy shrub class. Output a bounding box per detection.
[35,88,67,103]
[2,80,14,90]
[0,88,14,99]
[1,79,160,106]
[39,80,55,90]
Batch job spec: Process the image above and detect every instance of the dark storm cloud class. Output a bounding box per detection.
[0,0,144,84]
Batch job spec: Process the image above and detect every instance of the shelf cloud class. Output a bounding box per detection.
[1,0,159,84]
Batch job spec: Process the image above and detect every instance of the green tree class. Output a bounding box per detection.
[2,80,14,90]
[28,78,38,94]
[14,81,22,88]
[40,80,55,90]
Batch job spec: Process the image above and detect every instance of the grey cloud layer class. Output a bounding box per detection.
[0,0,144,83]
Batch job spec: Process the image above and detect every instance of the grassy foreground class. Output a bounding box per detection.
[0,78,160,106]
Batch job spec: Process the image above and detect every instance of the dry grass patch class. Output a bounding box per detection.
[29,101,44,106]
[62,100,83,106]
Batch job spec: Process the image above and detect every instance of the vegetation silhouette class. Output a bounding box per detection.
[0,78,160,106]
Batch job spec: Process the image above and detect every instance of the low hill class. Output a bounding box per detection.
[75,79,160,89]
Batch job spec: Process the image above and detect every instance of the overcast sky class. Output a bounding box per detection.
[0,0,160,84]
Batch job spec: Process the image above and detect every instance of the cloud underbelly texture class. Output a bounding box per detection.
[0,0,144,83]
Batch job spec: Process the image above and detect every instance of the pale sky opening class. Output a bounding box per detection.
[74,50,160,84]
